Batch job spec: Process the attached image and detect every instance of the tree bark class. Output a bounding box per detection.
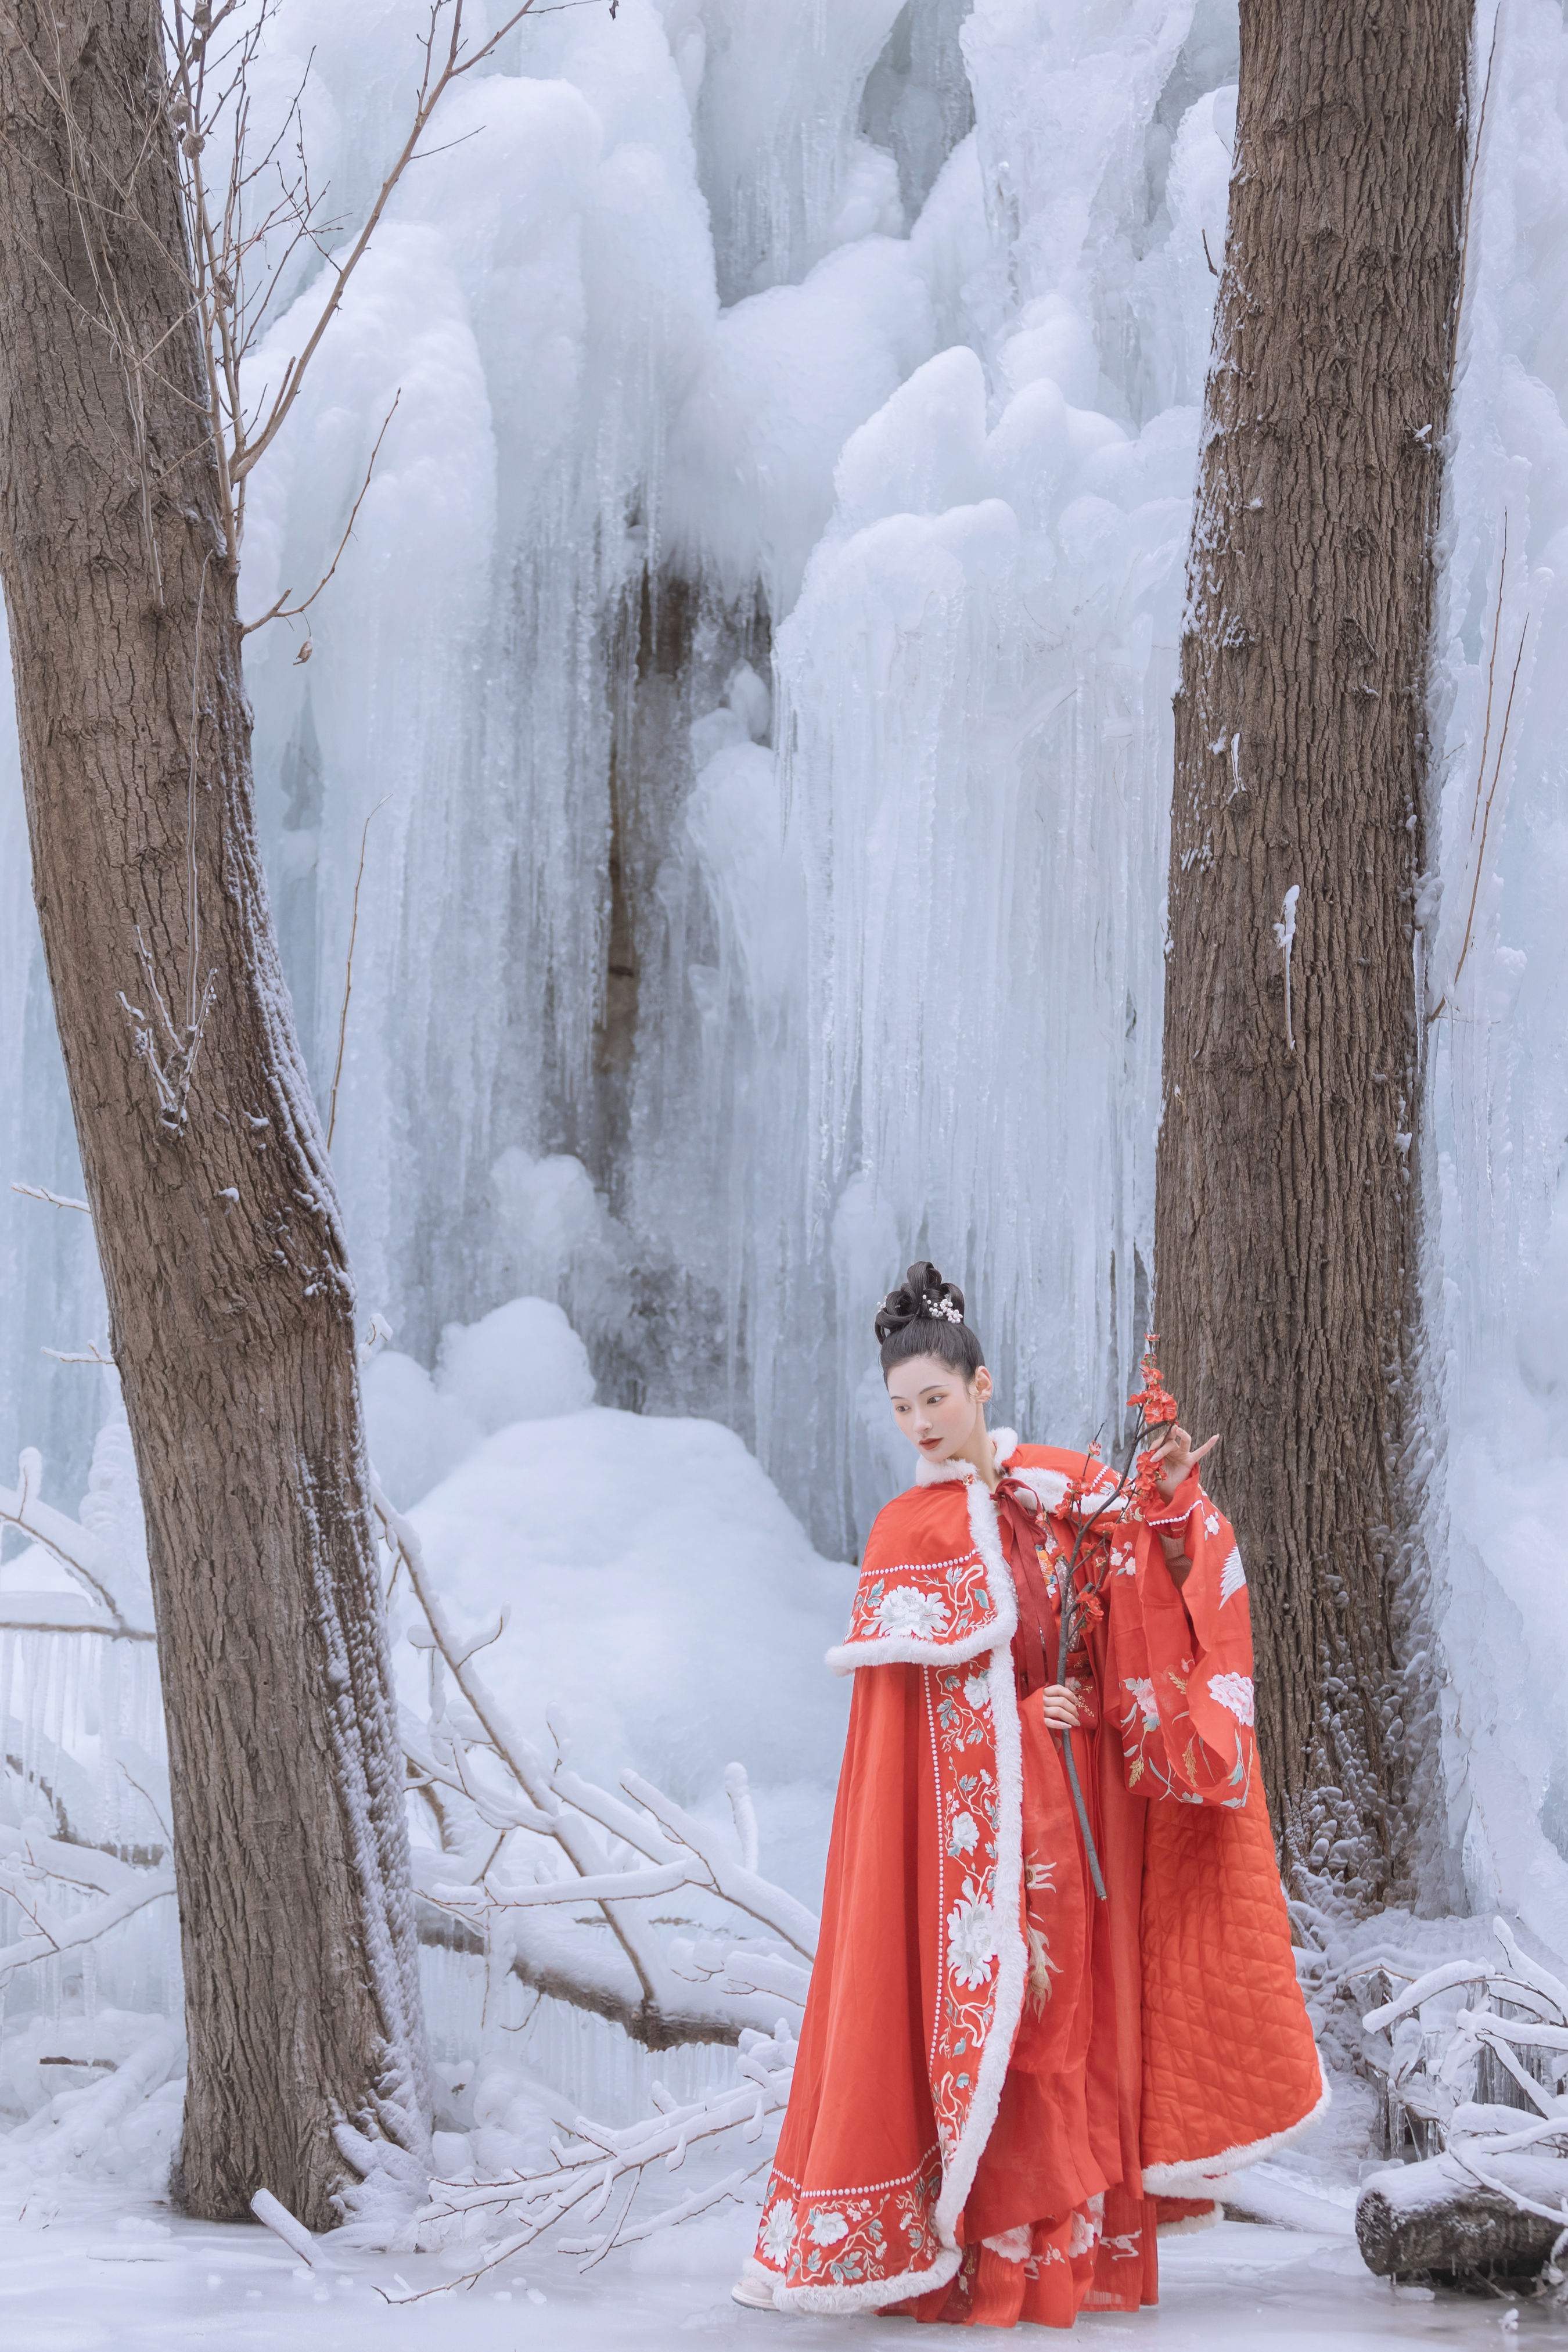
[0,2,429,2222]
[1154,0,1471,1901]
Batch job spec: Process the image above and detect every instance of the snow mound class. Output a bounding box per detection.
[394,1401,853,1898]
[364,1296,596,1508]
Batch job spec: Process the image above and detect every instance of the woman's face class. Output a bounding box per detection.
[886,1353,992,1463]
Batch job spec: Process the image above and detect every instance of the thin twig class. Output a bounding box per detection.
[242,391,401,635]
[1452,614,1527,990]
[327,797,390,1151]
[232,2,541,487]
[1450,8,1500,400]
[10,1181,91,1214]
[1046,1415,1148,1901]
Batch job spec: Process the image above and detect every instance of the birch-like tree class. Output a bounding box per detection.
[1155,0,1473,1903]
[0,0,530,2227]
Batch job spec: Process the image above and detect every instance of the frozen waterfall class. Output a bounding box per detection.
[1,0,1567,1951]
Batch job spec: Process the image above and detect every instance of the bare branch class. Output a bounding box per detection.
[326,794,391,1152]
[234,1,541,485]
[242,389,400,636]
[10,1179,91,1213]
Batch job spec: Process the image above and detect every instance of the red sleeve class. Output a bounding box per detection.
[1104,1486,1258,1810]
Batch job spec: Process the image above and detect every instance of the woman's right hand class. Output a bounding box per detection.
[1040,1683,1081,1732]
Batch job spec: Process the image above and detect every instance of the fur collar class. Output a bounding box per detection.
[913,1426,1019,1487]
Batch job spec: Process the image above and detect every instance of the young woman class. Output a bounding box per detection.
[737,1264,1323,2328]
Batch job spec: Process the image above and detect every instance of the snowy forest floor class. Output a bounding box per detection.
[0,2191,1538,2350]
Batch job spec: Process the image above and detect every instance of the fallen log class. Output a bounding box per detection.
[1357,2149,1568,2279]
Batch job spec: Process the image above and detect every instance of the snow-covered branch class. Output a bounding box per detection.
[374,1475,818,2048]
[1356,1919,1568,2288]
[0,1827,175,1990]
[0,1444,818,2076]
[387,2022,795,2296]
[0,1448,153,1638]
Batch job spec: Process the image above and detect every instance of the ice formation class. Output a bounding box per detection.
[3,0,1568,2132]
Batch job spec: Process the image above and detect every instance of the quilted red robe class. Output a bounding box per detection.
[752,1430,1324,2323]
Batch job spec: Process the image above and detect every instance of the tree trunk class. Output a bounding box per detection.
[0,2,429,2223]
[1154,0,1471,1902]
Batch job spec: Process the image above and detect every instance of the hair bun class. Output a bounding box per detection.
[873,1260,966,1345]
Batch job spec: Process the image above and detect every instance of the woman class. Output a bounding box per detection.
[737,1264,1324,2327]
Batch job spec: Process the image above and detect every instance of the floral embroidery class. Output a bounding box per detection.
[1208,1671,1254,1726]
[1023,1851,1060,2013]
[760,2201,795,2264]
[1123,1675,1159,1731]
[875,1585,950,1639]
[756,2146,943,2294]
[840,1545,998,1656]
[946,1886,998,1988]
[1219,1546,1246,1604]
[925,1667,1005,2167]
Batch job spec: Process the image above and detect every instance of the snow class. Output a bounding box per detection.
[0,2196,1532,2349]
[2,0,1568,2310]
[386,1345,852,1899]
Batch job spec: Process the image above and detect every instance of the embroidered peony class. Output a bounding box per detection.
[761,2200,796,2264]
[963,1673,991,1710]
[1209,1671,1254,1726]
[947,1893,998,1988]
[1123,1676,1159,1731]
[947,1811,979,1857]
[808,2207,850,2245]
[874,1585,950,1639]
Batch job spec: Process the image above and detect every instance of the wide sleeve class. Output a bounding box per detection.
[1103,1470,1258,1808]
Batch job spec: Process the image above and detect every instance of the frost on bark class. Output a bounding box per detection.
[1154,0,1472,1903]
[0,2,429,2222]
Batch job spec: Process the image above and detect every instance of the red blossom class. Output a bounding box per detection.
[1128,1333,1179,1516]
[1126,1333,1178,1429]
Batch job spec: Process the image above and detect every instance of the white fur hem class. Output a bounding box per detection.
[1141,2056,1331,2193]
[771,2242,963,2315]
[1155,2202,1221,2238]
[932,1473,1028,2246]
[825,1618,1010,1676]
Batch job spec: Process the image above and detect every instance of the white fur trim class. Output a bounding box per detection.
[913,1429,1019,1486]
[772,2241,963,2315]
[930,1475,1027,2249]
[1002,1464,1070,1515]
[1141,2053,1331,2193]
[1155,2202,1221,2238]
[825,1610,1012,1677]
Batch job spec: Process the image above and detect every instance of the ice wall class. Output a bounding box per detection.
[1418,0,1568,1951]
[1,0,1566,1942]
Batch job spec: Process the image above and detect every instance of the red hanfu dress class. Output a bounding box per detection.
[752,1429,1325,2326]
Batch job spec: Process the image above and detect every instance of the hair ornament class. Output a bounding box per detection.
[922,1294,963,1324]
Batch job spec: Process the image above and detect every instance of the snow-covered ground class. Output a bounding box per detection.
[0,2192,1532,2351]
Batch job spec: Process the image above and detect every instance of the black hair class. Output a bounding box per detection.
[875,1260,986,1384]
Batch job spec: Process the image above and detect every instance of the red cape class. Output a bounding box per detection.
[754,1432,1325,2315]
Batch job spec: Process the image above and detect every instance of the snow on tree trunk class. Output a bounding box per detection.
[0,1,429,2225]
[1153,0,1473,1902]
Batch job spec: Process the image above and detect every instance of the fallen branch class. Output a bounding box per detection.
[386,2021,796,2295]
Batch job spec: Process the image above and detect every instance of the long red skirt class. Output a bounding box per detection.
[895,1621,1173,2328]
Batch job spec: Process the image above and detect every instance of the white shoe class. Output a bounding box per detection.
[731,2255,782,2310]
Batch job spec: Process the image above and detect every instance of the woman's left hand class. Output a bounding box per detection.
[1143,1420,1220,1501]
